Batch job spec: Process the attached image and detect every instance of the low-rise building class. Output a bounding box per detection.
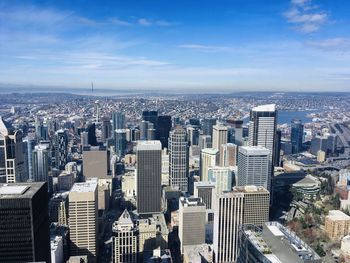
[325,210,350,240]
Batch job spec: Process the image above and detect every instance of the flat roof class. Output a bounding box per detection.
[0,182,46,199]
[70,181,97,193]
[137,140,161,151]
[327,210,350,221]
[239,146,270,155]
[201,148,219,155]
[252,104,276,112]
[0,185,29,195]
[267,225,284,236]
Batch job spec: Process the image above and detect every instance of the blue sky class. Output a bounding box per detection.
[0,0,349,92]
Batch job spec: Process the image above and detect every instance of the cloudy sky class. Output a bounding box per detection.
[0,0,349,92]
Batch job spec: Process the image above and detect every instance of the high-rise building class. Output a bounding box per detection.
[0,182,50,262]
[55,129,68,170]
[101,116,112,143]
[33,144,50,182]
[0,117,26,183]
[193,182,215,210]
[248,104,277,165]
[213,185,270,262]
[140,120,149,140]
[187,126,200,146]
[237,222,322,263]
[208,166,233,194]
[179,197,206,253]
[291,119,304,154]
[147,128,156,140]
[237,146,271,191]
[23,136,36,181]
[212,124,228,150]
[112,210,138,263]
[83,146,110,179]
[142,110,158,130]
[86,123,97,146]
[169,127,189,192]
[227,120,244,146]
[219,143,237,167]
[112,112,125,131]
[199,135,212,150]
[202,118,216,137]
[200,148,219,182]
[136,141,162,215]
[157,115,172,148]
[115,129,127,157]
[69,181,98,261]
[81,131,89,147]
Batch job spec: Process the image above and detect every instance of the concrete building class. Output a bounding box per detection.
[69,181,98,261]
[179,197,206,253]
[57,171,75,191]
[325,210,350,240]
[33,143,50,182]
[0,182,50,262]
[208,166,233,194]
[122,171,136,198]
[183,244,213,263]
[237,146,271,191]
[213,185,270,262]
[112,210,138,263]
[200,148,219,182]
[49,192,69,225]
[212,124,228,151]
[194,182,215,210]
[169,127,189,192]
[248,104,277,166]
[237,222,322,263]
[83,146,110,179]
[51,236,64,263]
[219,143,237,167]
[0,117,26,183]
[136,141,162,215]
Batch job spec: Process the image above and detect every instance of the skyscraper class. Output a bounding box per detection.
[291,119,304,154]
[219,143,237,167]
[69,181,98,262]
[0,117,26,183]
[212,124,228,150]
[112,112,125,141]
[237,146,270,191]
[201,118,216,137]
[142,110,158,130]
[208,166,233,194]
[248,104,277,164]
[55,129,68,170]
[200,148,219,182]
[213,185,269,262]
[115,129,127,157]
[33,144,50,182]
[179,197,206,253]
[101,116,112,143]
[136,141,162,215]
[169,127,189,192]
[227,119,244,146]
[23,136,36,181]
[86,123,97,146]
[112,210,138,263]
[157,115,172,148]
[0,182,50,262]
[187,126,200,146]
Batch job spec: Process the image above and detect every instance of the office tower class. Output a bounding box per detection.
[69,181,98,261]
[202,118,216,137]
[227,119,244,146]
[213,185,270,262]
[112,112,125,132]
[248,104,277,164]
[86,123,97,146]
[274,129,281,166]
[219,143,237,166]
[208,166,233,194]
[57,171,75,191]
[291,119,304,154]
[140,120,149,140]
[101,116,112,143]
[55,129,68,170]
[0,117,26,183]
[142,110,158,129]
[200,148,219,182]
[212,124,228,150]
[199,134,212,150]
[237,146,270,190]
[81,131,89,146]
[83,146,110,179]
[179,197,206,253]
[193,182,215,210]
[0,182,50,262]
[112,210,138,263]
[136,141,162,215]
[23,136,36,181]
[49,192,69,225]
[169,127,189,192]
[33,144,50,182]
[156,115,172,148]
[115,129,127,157]
[187,126,200,146]
[237,222,322,263]
[147,128,156,140]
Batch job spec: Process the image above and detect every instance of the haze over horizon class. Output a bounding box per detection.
[0,0,349,92]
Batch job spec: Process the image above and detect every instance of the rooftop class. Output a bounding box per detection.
[137,140,162,151]
[0,182,46,199]
[252,104,276,112]
[232,185,269,193]
[327,210,350,221]
[201,148,219,155]
[183,244,213,263]
[239,146,270,155]
[70,181,97,193]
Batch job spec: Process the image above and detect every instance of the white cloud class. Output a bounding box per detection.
[179,44,233,52]
[284,0,328,33]
[307,38,350,49]
[109,18,131,26]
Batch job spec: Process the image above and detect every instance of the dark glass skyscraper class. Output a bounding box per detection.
[291,119,304,154]
[0,182,50,263]
[157,115,172,148]
[201,118,216,137]
[142,110,158,129]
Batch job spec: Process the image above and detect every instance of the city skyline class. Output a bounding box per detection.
[0,0,349,92]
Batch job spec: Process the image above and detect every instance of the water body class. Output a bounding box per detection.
[277,110,314,124]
